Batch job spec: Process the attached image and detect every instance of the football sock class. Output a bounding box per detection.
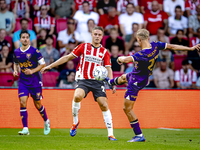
[130,119,143,137]
[20,107,28,128]
[109,77,120,85]
[102,109,113,136]
[72,101,81,125]
[38,105,48,121]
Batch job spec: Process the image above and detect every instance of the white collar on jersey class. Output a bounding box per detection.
[20,45,30,52]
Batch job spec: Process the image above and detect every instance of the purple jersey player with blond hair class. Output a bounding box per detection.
[13,30,50,135]
[105,29,200,142]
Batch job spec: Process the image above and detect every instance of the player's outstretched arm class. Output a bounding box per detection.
[41,53,76,74]
[166,43,200,51]
[106,66,116,94]
[117,56,134,65]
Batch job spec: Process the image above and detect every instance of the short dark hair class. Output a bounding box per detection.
[46,34,53,40]
[1,45,9,51]
[20,30,30,38]
[132,23,139,27]
[126,3,135,8]
[87,19,95,24]
[20,18,29,24]
[82,1,90,5]
[158,27,165,31]
[67,17,75,24]
[92,26,104,33]
[176,29,184,35]
[182,59,189,65]
[175,5,182,10]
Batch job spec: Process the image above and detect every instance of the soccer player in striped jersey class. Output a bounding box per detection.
[41,26,117,141]
[105,29,200,142]
[13,30,50,135]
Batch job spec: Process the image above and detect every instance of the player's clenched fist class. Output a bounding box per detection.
[41,66,51,74]
[13,71,18,77]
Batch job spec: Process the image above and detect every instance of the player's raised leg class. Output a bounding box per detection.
[123,98,145,142]
[97,97,117,141]
[70,88,85,137]
[18,96,29,135]
[105,74,128,89]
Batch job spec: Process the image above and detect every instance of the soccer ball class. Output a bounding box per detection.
[93,66,108,81]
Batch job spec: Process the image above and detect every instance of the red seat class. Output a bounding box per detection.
[113,71,126,87]
[56,18,67,34]
[42,72,59,87]
[14,18,33,32]
[5,36,12,51]
[0,73,14,86]
[37,34,57,48]
[173,54,187,70]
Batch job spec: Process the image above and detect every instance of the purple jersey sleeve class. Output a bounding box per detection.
[155,41,166,50]
[35,49,43,61]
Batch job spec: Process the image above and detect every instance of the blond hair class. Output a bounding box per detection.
[137,29,149,40]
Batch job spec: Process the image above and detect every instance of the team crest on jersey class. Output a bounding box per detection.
[99,52,103,57]
[26,53,31,59]
[36,49,40,53]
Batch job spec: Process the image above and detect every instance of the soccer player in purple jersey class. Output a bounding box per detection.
[105,29,200,142]
[13,30,50,135]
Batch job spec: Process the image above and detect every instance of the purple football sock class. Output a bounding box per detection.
[130,119,142,135]
[38,105,48,121]
[20,107,28,127]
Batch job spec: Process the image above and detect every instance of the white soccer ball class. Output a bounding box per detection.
[93,66,108,81]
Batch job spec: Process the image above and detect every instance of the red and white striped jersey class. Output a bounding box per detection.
[11,1,30,18]
[185,0,200,15]
[175,69,197,87]
[33,0,50,17]
[72,43,111,80]
[189,37,200,47]
[34,15,55,30]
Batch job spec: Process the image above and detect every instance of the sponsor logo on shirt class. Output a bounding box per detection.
[85,55,102,65]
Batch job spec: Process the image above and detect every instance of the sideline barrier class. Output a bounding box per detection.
[0,89,199,128]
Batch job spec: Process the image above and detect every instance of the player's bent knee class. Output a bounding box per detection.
[34,101,42,109]
[73,94,83,102]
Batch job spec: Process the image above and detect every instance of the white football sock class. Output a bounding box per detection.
[102,109,113,136]
[23,127,28,131]
[72,101,81,124]
[45,119,49,124]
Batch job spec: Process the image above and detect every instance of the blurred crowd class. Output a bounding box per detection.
[0,0,200,89]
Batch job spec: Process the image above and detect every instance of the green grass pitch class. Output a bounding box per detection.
[0,128,199,150]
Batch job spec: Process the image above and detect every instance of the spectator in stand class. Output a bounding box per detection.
[163,0,185,16]
[13,18,37,49]
[37,28,47,50]
[125,40,141,74]
[34,5,55,35]
[33,0,50,17]
[0,0,15,36]
[105,28,125,54]
[57,60,76,86]
[187,48,200,74]
[140,0,163,14]
[80,19,95,43]
[117,0,139,14]
[57,18,82,54]
[11,0,30,18]
[5,0,10,10]
[153,59,174,89]
[168,5,188,36]
[97,0,116,15]
[144,0,168,35]
[75,0,97,12]
[98,6,119,35]
[189,27,200,48]
[188,4,200,37]
[125,23,139,54]
[74,1,99,34]
[0,45,12,72]
[110,45,125,73]
[40,35,60,71]
[50,0,75,19]
[185,0,200,17]
[119,3,144,40]
[149,27,169,43]
[59,71,77,88]
[0,29,10,52]
[170,30,189,55]
[175,59,197,89]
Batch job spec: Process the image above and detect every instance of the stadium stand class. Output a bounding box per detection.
[56,18,67,34]
[0,73,14,86]
[14,18,33,32]
[42,72,59,87]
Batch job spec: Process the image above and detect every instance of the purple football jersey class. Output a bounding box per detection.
[130,41,166,88]
[14,46,43,87]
